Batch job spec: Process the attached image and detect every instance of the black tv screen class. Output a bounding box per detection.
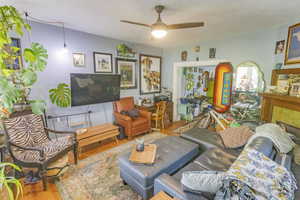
[71,73,121,106]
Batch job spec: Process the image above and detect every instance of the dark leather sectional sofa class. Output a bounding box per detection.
[154,125,300,200]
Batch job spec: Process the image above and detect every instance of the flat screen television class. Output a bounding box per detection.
[71,73,121,106]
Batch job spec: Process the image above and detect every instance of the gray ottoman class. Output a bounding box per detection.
[118,136,199,199]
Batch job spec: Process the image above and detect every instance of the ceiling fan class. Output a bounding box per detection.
[121,5,205,39]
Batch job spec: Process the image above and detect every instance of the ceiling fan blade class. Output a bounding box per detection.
[120,20,151,28]
[167,22,204,29]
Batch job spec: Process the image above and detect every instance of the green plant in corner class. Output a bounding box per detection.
[49,83,71,107]
[0,162,23,200]
[0,5,48,119]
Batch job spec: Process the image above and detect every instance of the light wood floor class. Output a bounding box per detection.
[22,121,185,200]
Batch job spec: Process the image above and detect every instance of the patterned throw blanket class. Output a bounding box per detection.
[215,148,297,200]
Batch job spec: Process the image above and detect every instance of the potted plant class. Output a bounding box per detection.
[0,162,23,200]
[0,5,48,119]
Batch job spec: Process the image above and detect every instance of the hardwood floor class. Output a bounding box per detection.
[21,122,185,200]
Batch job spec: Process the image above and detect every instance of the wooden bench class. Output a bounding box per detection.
[77,123,119,155]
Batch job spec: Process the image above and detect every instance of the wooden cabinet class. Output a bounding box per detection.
[135,101,173,128]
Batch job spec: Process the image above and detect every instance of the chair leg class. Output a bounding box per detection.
[73,144,78,165]
[162,119,165,129]
[41,166,47,191]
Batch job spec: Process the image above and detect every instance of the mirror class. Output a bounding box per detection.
[234,61,265,92]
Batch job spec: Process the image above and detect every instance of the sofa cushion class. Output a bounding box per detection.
[181,127,224,150]
[218,126,253,148]
[181,171,225,194]
[247,137,273,158]
[193,148,237,171]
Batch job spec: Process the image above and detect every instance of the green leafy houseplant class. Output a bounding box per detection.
[0,5,48,119]
[49,83,71,107]
[0,162,23,200]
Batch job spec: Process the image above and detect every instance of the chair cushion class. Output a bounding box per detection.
[13,136,73,163]
[114,97,135,113]
[132,117,148,126]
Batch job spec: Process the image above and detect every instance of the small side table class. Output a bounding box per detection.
[151,191,179,200]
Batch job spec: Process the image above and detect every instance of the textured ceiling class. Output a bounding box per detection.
[2,0,300,48]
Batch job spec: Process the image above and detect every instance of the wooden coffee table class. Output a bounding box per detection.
[150,191,179,200]
[77,123,119,155]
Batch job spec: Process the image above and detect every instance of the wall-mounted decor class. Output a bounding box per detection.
[209,48,216,58]
[73,53,85,67]
[290,82,300,97]
[194,46,200,52]
[139,54,161,94]
[116,58,137,89]
[275,40,285,55]
[93,52,113,73]
[116,44,136,58]
[181,51,187,61]
[4,38,22,70]
[285,23,300,65]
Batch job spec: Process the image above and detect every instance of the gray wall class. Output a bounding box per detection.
[19,21,163,126]
[162,17,300,89]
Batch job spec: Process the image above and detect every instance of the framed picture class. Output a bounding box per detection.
[209,48,216,58]
[116,58,137,89]
[290,82,300,97]
[275,40,285,54]
[285,23,300,65]
[73,53,85,67]
[139,54,161,95]
[4,38,22,70]
[93,52,113,73]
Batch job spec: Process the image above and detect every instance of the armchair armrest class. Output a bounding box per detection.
[9,142,45,161]
[113,112,132,121]
[45,128,77,141]
[139,110,151,120]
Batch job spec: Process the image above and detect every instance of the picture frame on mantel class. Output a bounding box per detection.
[285,23,300,65]
[116,58,137,89]
[93,52,113,73]
[139,54,162,95]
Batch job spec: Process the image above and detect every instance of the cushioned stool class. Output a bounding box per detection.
[118,136,199,199]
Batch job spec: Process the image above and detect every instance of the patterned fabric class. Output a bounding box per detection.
[3,113,73,163]
[13,136,73,163]
[215,147,297,200]
[4,114,49,147]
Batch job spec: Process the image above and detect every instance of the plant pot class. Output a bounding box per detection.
[13,103,31,112]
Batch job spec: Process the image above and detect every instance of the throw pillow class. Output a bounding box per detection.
[181,171,225,194]
[127,109,140,119]
[218,126,254,148]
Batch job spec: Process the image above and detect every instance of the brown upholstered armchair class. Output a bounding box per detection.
[2,110,78,190]
[113,97,151,139]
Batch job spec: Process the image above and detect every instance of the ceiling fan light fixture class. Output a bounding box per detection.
[151,29,167,39]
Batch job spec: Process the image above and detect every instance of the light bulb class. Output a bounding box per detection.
[151,29,167,39]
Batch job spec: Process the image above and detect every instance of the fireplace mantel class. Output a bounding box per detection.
[260,93,300,127]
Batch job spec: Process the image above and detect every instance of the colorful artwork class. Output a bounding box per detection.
[275,40,285,54]
[139,54,161,94]
[213,62,233,113]
[285,23,300,65]
[116,58,137,89]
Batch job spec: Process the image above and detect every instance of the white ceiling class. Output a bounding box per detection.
[2,0,300,48]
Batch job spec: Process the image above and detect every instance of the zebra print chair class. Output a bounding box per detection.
[2,110,78,190]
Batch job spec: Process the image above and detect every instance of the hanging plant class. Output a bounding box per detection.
[0,6,48,119]
[49,83,71,107]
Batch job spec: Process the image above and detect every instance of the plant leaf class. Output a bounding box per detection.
[49,83,71,107]
[30,100,46,115]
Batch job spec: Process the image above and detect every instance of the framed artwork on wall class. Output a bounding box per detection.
[285,23,300,65]
[139,54,161,95]
[275,40,285,55]
[4,38,22,70]
[116,58,137,89]
[93,52,113,73]
[209,48,216,58]
[73,53,85,67]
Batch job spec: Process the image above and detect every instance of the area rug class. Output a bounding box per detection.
[56,132,166,200]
